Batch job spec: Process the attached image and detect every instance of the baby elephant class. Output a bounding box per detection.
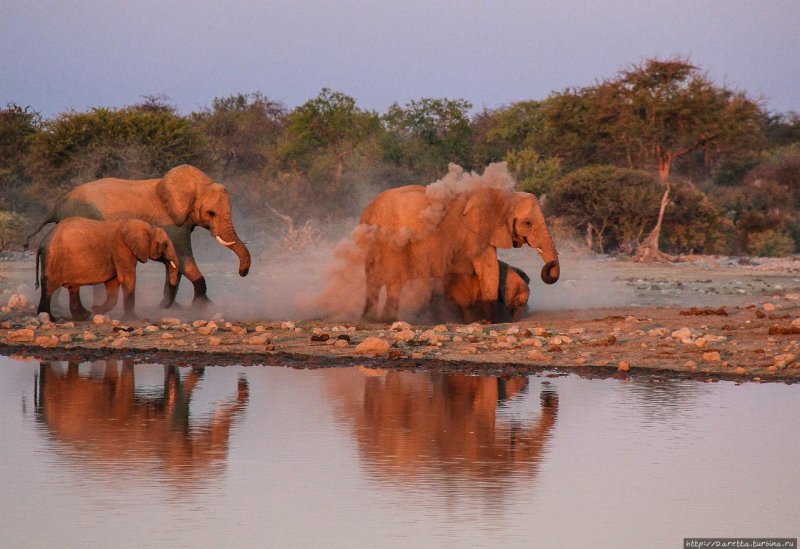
[445,261,531,323]
[36,218,179,320]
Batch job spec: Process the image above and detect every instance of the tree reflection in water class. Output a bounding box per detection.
[325,368,558,498]
[35,360,248,491]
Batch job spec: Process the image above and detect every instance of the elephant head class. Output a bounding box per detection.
[463,188,560,285]
[121,220,180,287]
[156,165,251,277]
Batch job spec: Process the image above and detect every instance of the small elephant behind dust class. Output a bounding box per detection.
[36,218,179,321]
[445,261,531,323]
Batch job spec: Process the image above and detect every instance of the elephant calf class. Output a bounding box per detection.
[444,261,531,323]
[36,218,179,321]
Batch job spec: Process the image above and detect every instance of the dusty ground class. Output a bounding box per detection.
[2,251,800,382]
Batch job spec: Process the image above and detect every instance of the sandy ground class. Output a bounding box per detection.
[2,249,800,381]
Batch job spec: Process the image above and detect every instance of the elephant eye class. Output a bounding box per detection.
[208,210,216,217]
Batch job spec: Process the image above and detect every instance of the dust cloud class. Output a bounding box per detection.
[18,163,635,323]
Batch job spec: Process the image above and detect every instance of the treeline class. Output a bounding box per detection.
[2,58,799,256]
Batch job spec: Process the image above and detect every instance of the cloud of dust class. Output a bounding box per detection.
[18,163,634,323]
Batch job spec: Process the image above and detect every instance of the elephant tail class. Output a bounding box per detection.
[24,207,58,251]
[35,247,41,289]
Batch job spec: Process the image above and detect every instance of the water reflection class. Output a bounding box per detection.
[35,360,248,490]
[325,368,558,497]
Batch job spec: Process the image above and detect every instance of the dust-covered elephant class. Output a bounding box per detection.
[445,261,531,323]
[26,164,251,308]
[357,167,559,321]
[36,218,179,320]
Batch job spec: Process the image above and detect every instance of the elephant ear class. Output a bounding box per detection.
[121,221,151,263]
[156,165,202,225]
[462,188,514,248]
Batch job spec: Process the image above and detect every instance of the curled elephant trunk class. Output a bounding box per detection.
[214,224,251,277]
[541,260,560,285]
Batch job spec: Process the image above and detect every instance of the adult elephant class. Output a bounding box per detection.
[358,183,559,321]
[26,165,251,308]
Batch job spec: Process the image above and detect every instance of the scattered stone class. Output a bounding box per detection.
[7,329,35,342]
[763,302,776,312]
[390,321,412,331]
[411,352,424,359]
[768,324,800,336]
[231,326,246,336]
[192,319,207,328]
[702,351,721,362]
[282,321,296,330]
[36,312,51,323]
[145,325,160,332]
[568,327,585,335]
[264,344,276,351]
[452,335,463,343]
[392,329,415,342]
[8,294,28,310]
[110,337,128,348]
[680,307,728,316]
[160,317,181,326]
[617,361,630,372]
[506,326,520,335]
[171,339,188,346]
[791,318,800,329]
[209,336,222,346]
[734,367,747,375]
[520,337,544,347]
[161,332,174,339]
[684,360,697,371]
[255,325,266,333]
[647,328,669,337]
[82,331,97,341]
[311,333,330,342]
[337,334,351,342]
[671,327,693,340]
[247,334,271,345]
[59,333,72,343]
[355,337,391,356]
[773,353,797,369]
[334,339,349,348]
[433,324,448,332]
[695,338,707,348]
[197,326,217,336]
[1,320,11,329]
[35,335,59,348]
[92,315,106,325]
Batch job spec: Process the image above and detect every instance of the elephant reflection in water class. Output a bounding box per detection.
[36,360,248,487]
[325,369,558,490]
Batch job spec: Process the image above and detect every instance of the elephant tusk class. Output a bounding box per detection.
[215,235,236,247]
[169,261,177,269]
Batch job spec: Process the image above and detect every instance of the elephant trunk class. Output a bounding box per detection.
[534,231,560,285]
[215,222,251,277]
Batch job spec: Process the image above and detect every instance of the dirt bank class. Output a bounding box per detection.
[2,253,799,381]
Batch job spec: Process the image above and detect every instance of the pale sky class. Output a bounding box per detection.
[2,0,798,117]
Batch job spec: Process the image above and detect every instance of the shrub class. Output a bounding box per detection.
[547,165,662,253]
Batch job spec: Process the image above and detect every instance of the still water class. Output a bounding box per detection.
[0,355,798,548]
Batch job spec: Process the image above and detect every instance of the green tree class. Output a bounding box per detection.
[504,148,563,196]
[278,88,380,194]
[0,103,40,210]
[27,104,209,195]
[193,92,286,176]
[547,166,662,254]
[590,58,765,260]
[383,97,473,180]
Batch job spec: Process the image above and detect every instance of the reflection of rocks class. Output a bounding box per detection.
[36,360,248,490]
[325,369,558,496]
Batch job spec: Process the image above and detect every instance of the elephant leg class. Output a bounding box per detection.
[37,279,57,321]
[362,274,382,321]
[120,277,138,321]
[160,262,181,309]
[67,285,91,321]
[182,256,212,307]
[92,279,120,315]
[381,281,402,323]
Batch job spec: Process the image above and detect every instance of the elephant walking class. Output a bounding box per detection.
[26,165,251,308]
